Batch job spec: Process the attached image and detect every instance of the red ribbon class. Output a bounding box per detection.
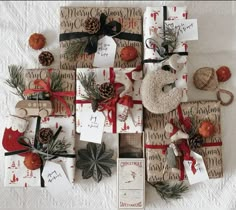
[24,78,75,116]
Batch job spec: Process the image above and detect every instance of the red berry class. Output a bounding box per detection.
[216,66,231,82]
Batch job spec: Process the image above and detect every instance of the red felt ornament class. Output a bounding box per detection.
[2,116,29,156]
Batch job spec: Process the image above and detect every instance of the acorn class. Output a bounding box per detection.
[216,66,231,82]
[193,67,218,91]
[120,46,138,62]
[199,120,215,138]
[24,153,42,170]
[29,33,46,50]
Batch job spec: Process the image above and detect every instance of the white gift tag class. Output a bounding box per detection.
[93,36,117,67]
[183,151,209,185]
[80,110,105,144]
[42,161,72,198]
[165,19,198,41]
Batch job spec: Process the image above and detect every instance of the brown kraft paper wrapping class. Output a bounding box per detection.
[144,100,223,183]
[24,69,75,116]
[60,7,142,69]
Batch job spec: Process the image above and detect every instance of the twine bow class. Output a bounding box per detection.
[24,78,75,116]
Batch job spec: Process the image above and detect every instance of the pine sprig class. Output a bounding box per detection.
[64,39,88,61]
[148,181,189,201]
[5,65,26,100]
[50,72,63,92]
[159,23,178,53]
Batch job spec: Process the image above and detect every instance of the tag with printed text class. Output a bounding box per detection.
[183,151,209,185]
[42,161,72,198]
[80,110,105,144]
[93,36,117,67]
[165,19,198,41]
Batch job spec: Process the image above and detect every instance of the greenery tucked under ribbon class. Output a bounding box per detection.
[61,13,142,61]
[5,116,76,160]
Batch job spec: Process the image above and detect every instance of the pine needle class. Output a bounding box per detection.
[64,38,88,61]
[77,72,103,101]
[148,181,189,201]
[5,65,26,100]
[50,72,63,92]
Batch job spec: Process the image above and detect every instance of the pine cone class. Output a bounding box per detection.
[38,51,54,66]
[188,134,204,150]
[91,100,99,112]
[84,17,100,34]
[99,82,115,99]
[37,128,53,144]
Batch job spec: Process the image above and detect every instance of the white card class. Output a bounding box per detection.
[165,19,198,41]
[42,161,72,198]
[183,151,209,185]
[80,110,105,144]
[93,36,117,67]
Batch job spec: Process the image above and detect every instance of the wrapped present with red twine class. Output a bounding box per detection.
[24,69,75,116]
[144,100,223,182]
[76,67,143,133]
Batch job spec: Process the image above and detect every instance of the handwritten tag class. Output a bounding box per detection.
[42,161,71,198]
[80,110,105,144]
[93,36,117,67]
[183,151,209,185]
[165,19,198,41]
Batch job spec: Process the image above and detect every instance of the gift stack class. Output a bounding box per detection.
[3,66,76,187]
[2,3,231,208]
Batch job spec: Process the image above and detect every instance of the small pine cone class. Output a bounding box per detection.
[37,128,53,144]
[91,100,99,112]
[39,51,54,66]
[188,134,204,150]
[84,17,100,34]
[99,82,115,99]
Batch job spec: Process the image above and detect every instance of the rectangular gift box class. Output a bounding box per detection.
[143,6,188,102]
[60,7,143,69]
[144,100,223,183]
[76,68,143,133]
[4,116,75,187]
[24,69,75,116]
[117,158,145,209]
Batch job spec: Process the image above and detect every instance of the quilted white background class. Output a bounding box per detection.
[0,1,236,209]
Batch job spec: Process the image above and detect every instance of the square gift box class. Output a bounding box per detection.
[76,67,143,133]
[144,100,223,183]
[24,69,75,116]
[143,6,189,102]
[4,116,75,187]
[60,7,143,69]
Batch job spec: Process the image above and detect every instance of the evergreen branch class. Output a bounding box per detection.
[148,181,189,201]
[64,38,88,61]
[77,72,103,101]
[50,71,63,92]
[159,24,179,53]
[5,65,26,100]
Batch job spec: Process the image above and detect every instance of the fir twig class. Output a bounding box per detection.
[159,23,179,53]
[50,72,63,92]
[64,38,88,61]
[77,72,103,101]
[148,181,189,201]
[5,65,26,100]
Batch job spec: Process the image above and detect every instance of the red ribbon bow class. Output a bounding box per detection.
[24,78,75,116]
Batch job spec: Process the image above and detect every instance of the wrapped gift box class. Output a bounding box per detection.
[143,6,188,102]
[4,116,75,187]
[144,101,223,183]
[24,69,75,116]
[117,158,145,209]
[76,68,143,133]
[60,7,142,69]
